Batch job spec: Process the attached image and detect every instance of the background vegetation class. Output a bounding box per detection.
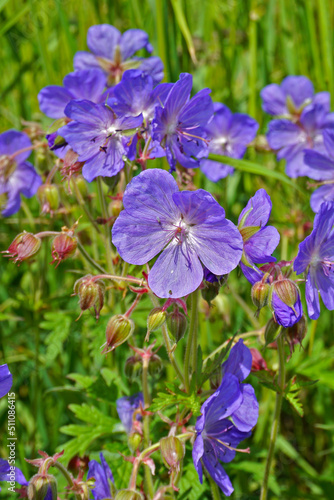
[0,0,334,498]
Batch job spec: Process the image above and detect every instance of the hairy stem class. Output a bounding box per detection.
[260,330,285,500]
[142,357,155,498]
[97,177,115,274]
[184,288,199,392]
[53,462,81,500]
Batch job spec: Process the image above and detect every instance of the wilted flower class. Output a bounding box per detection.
[112,169,243,298]
[74,24,163,86]
[200,103,258,181]
[38,69,107,119]
[116,393,144,434]
[238,189,280,284]
[0,130,42,216]
[3,232,41,264]
[151,73,214,171]
[0,364,12,398]
[102,315,135,353]
[87,452,114,500]
[294,201,334,319]
[51,231,77,267]
[58,100,143,182]
[73,275,105,319]
[193,340,258,496]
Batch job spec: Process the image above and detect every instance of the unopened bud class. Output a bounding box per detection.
[27,473,57,500]
[3,232,41,264]
[201,278,227,305]
[250,348,268,371]
[70,176,88,197]
[264,318,281,346]
[166,309,188,342]
[285,314,307,354]
[51,233,77,267]
[103,172,121,191]
[148,354,163,377]
[251,281,270,313]
[102,315,134,354]
[147,307,167,333]
[160,436,185,472]
[128,432,142,453]
[37,184,59,213]
[124,355,143,381]
[271,279,299,308]
[108,198,123,218]
[115,490,143,500]
[73,275,105,319]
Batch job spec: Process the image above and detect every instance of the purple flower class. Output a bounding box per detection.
[0,458,28,492]
[112,169,243,298]
[200,103,258,182]
[58,100,143,182]
[0,364,12,399]
[294,201,334,320]
[74,24,163,86]
[238,189,280,284]
[87,452,114,500]
[0,130,42,216]
[304,130,334,212]
[116,392,144,434]
[192,340,258,496]
[266,100,334,178]
[38,69,107,119]
[151,73,214,171]
[260,76,329,117]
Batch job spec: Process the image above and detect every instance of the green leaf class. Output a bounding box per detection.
[170,0,197,63]
[285,390,304,417]
[148,382,202,416]
[40,312,72,365]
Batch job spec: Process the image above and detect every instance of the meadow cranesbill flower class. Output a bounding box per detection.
[270,278,303,327]
[116,393,144,434]
[38,69,107,119]
[74,24,163,86]
[0,458,28,492]
[304,130,334,212]
[294,201,334,320]
[112,169,243,298]
[260,75,328,117]
[192,340,258,496]
[0,364,12,398]
[87,452,114,500]
[0,130,42,216]
[151,73,214,171]
[58,100,143,182]
[238,189,280,284]
[200,103,259,182]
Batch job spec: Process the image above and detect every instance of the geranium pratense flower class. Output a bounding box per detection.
[151,73,214,171]
[0,458,28,492]
[116,392,144,434]
[38,69,107,119]
[0,364,12,398]
[87,452,114,500]
[304,130,334,212]
[0,130,42,216]
[260,75,328,117]
[112,169,243,298]
[193,340,258,496]
[58,100,143,182]
[238,189,280,284]
[74,24,163,86]
[294,201,334,320]
[200,103,259,182]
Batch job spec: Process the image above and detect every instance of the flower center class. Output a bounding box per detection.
[173,217,189,245]
[0,155,16,182]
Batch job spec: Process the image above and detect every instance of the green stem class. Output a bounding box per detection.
[208,474,221,500]
[77,240,107,274]
[53,462,81,500]
[71,177,102,234]
[142,358,155,498]
[260,331,286,500]
[184,288,199,393]
[149,293,184,384]
[96,177,115,274]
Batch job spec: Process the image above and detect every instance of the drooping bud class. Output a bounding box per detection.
[250,348,268,372]
[51,232,77,267]
[124,355,143,381]
[128,432,142,453]
[37,184,59,214]
[3,232,41,264]
[264,318,281,346]
[70,176,88,198]
[103,172,121,191]
[160,436,185,473]
[251,280,270,314]
[27,473,57,500]
[148,354,163,377]
[115,489,144,500]
[270,278,303,327]
[285,314,307,355]
[147,307,167,332]
[166,309,188,342]
[271,279,299,308]
[102,315,135,354]
[73,275,105,319]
